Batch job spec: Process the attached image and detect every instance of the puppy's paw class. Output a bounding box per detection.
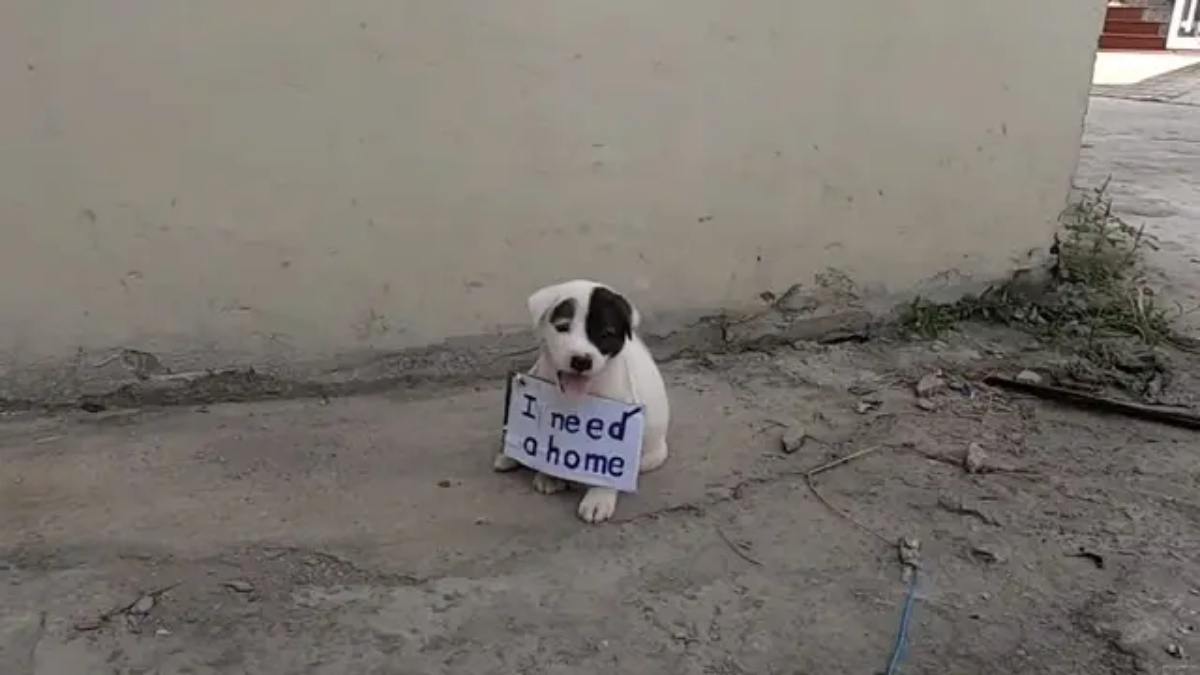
[532,472,568,495]
[577,488,618,524]
[493,453,520,472]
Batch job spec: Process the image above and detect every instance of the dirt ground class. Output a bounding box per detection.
[4,325,1200,675]
[4,95,1200,673]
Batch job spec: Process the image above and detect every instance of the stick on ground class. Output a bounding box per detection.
[804,446,892,545]
[984,375,1200,431]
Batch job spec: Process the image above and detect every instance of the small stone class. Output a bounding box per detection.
[1015,370,1043,385]
[915,373,945,397]
[898,537,921,582]
[1167,643,1184,659]
[155,628,172,637]
[129,594,156,616]
[73,618,105,632]
[437,479,453,488]
[916,398,938,412]
[964,443,987,474]
[854,399,880,415]
[970,545,1006,564]
[223,580,255,594]
[848,382,879,397]
[780,427,807,454]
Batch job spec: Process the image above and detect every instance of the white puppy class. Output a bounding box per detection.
[493,279,670,523]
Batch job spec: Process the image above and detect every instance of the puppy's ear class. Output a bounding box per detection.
[607,287,641,332]
[624,296,642,332]
[526,284,563,330]
[597,286,640,334]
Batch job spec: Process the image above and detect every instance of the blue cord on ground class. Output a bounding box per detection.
[884,570,920,675]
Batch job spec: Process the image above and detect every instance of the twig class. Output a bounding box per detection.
[804,446,893,545]
[807,445,885,478]
[716,527,763,566]
[73,583,180,632]
[984,375,1200,431]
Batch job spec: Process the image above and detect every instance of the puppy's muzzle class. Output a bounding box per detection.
[569,354,592,373]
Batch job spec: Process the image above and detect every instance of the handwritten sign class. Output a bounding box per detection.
[502,373,644,493]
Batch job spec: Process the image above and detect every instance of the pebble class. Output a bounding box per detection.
[970,545,1007,565]
[916,398,938,412]
[155,628,172,637]
[854,399,880,415]
[129,594,156,616]
[898,537,921,583]
[1015,370,1043,385]
[223,580,255,594]
[915,373,945,397]
[1167,643,1184,659]
[964,443,988,474]
[780,427,808,454]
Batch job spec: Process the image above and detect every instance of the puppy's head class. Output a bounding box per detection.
[527,279,640,397]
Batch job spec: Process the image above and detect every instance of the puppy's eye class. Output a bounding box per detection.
[553,323,570,333]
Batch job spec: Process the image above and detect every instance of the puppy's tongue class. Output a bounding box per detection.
[558,373,590,397]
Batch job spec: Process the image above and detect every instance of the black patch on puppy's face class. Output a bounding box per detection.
[548,298,576,333]
[585,286,633,357]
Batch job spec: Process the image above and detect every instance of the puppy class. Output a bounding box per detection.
[493,279,670,523]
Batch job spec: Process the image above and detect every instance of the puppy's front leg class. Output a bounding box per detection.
[533,472,568,494]
[577,487,618,523]
[493,453,520,472]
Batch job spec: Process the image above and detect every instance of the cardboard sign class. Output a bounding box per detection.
[502,373,644,493]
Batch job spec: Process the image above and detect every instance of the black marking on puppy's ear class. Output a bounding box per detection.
[548,298,576,333]
[585,287,634,357]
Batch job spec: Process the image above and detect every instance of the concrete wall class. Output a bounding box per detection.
[0,0,1105,397]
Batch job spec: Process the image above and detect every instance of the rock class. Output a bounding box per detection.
[970,544,1007,564]
[155,628,172,637]
[780,427,807,454]
[854,400,879,415]
[129,594,156,616]
[1015,370,1043,385]
[915,373,945,397]
[73,618,105,631]
[964,443,987,474]
[898,537,921,582]
[916,398,938,412]
[1167,643,1184,659]
[848,382,879,396]
[223,580,255,594]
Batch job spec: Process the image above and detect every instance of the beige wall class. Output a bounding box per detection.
[0,0,1105,381]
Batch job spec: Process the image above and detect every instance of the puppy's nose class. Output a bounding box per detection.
[569,355,593,373]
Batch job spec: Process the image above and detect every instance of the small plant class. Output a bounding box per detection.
[899,296,961,339]
[899,179,1181,348]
